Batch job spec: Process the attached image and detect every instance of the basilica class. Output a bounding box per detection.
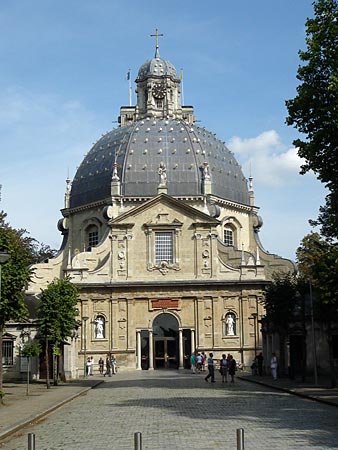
[25,35,294,379]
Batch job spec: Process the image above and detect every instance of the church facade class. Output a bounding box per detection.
[26,37,294,378]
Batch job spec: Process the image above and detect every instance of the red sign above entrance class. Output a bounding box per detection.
[152,299,179,309]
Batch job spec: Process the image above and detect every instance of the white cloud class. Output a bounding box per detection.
[228,130,305,187]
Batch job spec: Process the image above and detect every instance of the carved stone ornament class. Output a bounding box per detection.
[148,260,181,275]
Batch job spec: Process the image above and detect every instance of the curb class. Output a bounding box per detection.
[0,380,103,442]
[239,376,338,408]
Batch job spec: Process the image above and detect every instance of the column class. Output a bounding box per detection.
[136,330,141,370]
[179,329,184,369]
[148,330,154,370]
[191,329,195,354]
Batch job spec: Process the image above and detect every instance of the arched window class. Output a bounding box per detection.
[222,217,242,249]
[223,226,234,246]
[223,312,237,336]
[86,224,99,251]
[94,315,105,339]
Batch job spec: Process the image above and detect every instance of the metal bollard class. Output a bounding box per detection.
[134,431,142,450]
[28,433,36,450]
[236,428,244,450]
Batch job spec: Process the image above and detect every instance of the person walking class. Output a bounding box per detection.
[201,352,206,371]
[190,352,197,374]
[89,356,94,375]
[196,353,202,372]
[256,352,264,376]
[205,353,215,382]
[228,355,236,383]
[98,357,104,375]
[220,354,228,383]
[270,352,278,381]
[111,354,117,374]
[86,357,91,376]
[104,353,112,377]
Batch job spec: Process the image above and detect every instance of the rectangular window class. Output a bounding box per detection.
[156,99,163,108]
[224,229,233,246]
[88,231,99,248]
[2,340,14,365]
[155,232,173,264]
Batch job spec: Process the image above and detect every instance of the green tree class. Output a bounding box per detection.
[37,277,78,388]
[286,0,338,239]
[297,232,338,386]
[262,272,303,375]
[22,341,41,395]
[0,212,33,390]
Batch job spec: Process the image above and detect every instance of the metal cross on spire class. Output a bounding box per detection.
[150,28,163,57]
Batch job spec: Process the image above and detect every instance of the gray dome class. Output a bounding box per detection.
[137,56,178,81]
[70,119,250,209]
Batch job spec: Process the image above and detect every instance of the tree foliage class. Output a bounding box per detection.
[297,232,338,386]
[0,212,33,328]
[38,277,79,344]
[286,0,338,238]
[297,232,338,314]
[22,341,42,358]
[37,277,78,388]
[262,272,301,334]
[0,211,34,389]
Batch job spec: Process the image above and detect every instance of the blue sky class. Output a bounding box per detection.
[0,0,326,260]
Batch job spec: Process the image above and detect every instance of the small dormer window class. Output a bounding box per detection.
[224,227,233,246]
[87,225,99,251]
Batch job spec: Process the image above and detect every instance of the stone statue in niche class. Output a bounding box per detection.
[94,316,105,339]
[226,313,236,336]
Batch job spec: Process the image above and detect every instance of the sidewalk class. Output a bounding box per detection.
[237,371,338,407]
[0,377,103,441]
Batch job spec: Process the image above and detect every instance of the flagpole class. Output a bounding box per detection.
[126,69,132,106]
[128,70,132,106]
[180,68,184,106]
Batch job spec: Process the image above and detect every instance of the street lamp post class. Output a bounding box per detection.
[82,316,89,378]
[0,250,10,391]
[309,281,318,385]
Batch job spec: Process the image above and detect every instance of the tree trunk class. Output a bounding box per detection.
[53,354,58,386]
[301,296,307,382]
[279,333,286,376]
[327,320,337,388]
[0,324,4,391]
[45,334,50,389]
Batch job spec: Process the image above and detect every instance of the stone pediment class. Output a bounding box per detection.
[109,194,220,226]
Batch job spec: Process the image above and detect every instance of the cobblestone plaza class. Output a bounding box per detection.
[2,370,338,450]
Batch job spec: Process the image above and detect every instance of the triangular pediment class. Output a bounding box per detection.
[3,332,16,340]
[109,194,220,225]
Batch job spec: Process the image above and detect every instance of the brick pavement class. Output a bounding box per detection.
[1,370,338,449]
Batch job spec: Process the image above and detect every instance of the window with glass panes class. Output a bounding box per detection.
[155,232,173,264]
[224,228,233,246]
[87,225,99,250]
[2,340,13,365]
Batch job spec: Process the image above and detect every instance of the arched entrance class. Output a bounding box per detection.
[153,313,179,369]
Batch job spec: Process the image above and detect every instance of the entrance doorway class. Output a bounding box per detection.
[153,313,179,369]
